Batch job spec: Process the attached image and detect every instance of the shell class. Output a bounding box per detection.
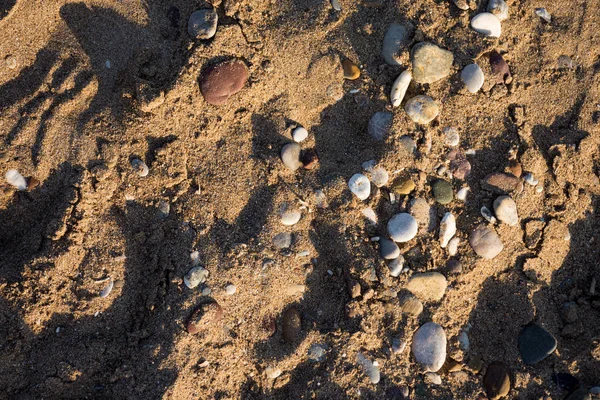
[390,70,412,107]
[99,279,114,298]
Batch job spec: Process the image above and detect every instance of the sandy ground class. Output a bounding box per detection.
[0,0,599,399]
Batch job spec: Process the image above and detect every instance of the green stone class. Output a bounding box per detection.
[391,176,415,195]
[432,180,453,204]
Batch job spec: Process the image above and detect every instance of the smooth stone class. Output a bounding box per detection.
[348,173,371,200]
[379,238,400,260]
[273,232,292,249]
[184,266,209,289]
[187,302,223,334]
[388,256,405,277]
[188,9,218,39]
[469,225,503,259]
[400,294,423,316]
[471,13,502,38]
[447,258,462,274]
[425,372,442,385]
[453,0,469,10]
[444,127,460,147]
[199,60,248,105]
[130,159,149,177]
[487,0,509,21]
[382,22,414,66]
[265,367,282,379]
[281,143,303,171]
[282,307,302,344]
[483,362,511,399]
[461,63,484,93]
[362,207,378,225]
[489,50,511,84]
[391,70,412,107]
[535,8,551,23]
[447,237,460,256]
[439,212,456,248]
[518,323,557,365]
[412,322,447,372]
[407,272,447,301]
[432,180,453,204]
[281,208,301,226]
[405,95,439,124]
[447,150,472,180]
[388,213,418,242]
[411,42,454,84]
[493,195,518,226]
[391,176,415,195]
[482,172,520,193]
[225,284,236,295]
[456,187,469,201]
[342,58,360,80]
[392,337,407,354]
[5,169,27,190]
[398,135,417,154]
[458,331,470,351]
[368,111,393,140]
[292,127,309,142]
[370,167,389,187]
[330,0,342,11]
[99,279,114,298]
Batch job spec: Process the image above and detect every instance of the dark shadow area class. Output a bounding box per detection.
[0,0,16,20]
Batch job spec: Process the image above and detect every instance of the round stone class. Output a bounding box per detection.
[400,294,423,317]
[469,225,503,259]
[184,266,209,289]
[483,362,511,399]
[406,272,447,301]
[471,13,502,37]
[292,127,309,142]
[379,238,400,260]
[342,58,360,80]
[411,322,447,372]
[281,208,301,226]
[398,135,417,154]
[388,213,418,242]
[188,9,218,39]
[5,169,27,190]
[282,307,302,344]
[281,143,302,171]
[368,111,393,141]
[382,22,414,66]
[518,323,557,365]
[273,232,292,249]
[391,176,415,195]
[432,180,453,204]
[348,173,371,200]
[493,195,519,226]
[405,95,439,124]
[461,63,484,93]
[199,60,248,105]
[369,167,389,187]
[225,284,236,295]
[411,42,454,84]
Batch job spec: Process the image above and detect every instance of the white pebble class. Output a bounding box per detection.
[487,0,509,21]
[370,167,389,187]
[330,0,341,11]
[356,352,380,384]
[281,206,302,226]
[388,256,405,277]
[456,187,470,201]
[439,212,456,248]
[348,173,371,200]
[265,367,282,379]
[425,372,442,385]
[444,127,460,147]
[281,143,303,171]
[536,186,543,193]
[388,213,418,243]
[390,70,412,107]
[470,13,502,37]
[225,284,236,295]
[447,237,460,256]
[461,63,485,93]
[292,127,309,142]
[190,251,200,265]
[5,169,27,190]
[493,195,519,226]
[362,207,378,225]
[458,330,470,351]
[535,7,551,23]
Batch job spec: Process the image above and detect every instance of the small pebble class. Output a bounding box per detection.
[225,284,236,295]
[535,186,543,193]
[362,207,378,225]
[482,172,520,193]
[5,169,27,190]
[330,0,342,11]
[489,50,511,84]
[447,237,460,256]
[487,0,509,21]
[368,111,393,140]
[425,372,442,385]
[447,149,471,179]
[388,213,418,242]
[388,256,405,277]
[357,352,380,384]
[300,148,319,169]
[130,159,149,177]
[379,238,400,260]
[281,143,303,171]
[493,195,519,226]
[524,173,538,185]
[458,331,470,351]
[391,70,412,107]
[439,212,456,248]
[188,9,218,39]
[308,343,328,362]
[265,367,282,379]
[535,8,551,23]
[348,173,371,200]
[405,95,439,124]
[342,58,360,80]
[557,55,575,69]
[391,176,415,195]
[483,362,511,399]
[481,205,497,224]
[471,13,502,37]
[282,307,302,344]
[184,266,209,289]
[5,55,17,69]
[199,60,248,105]
[518,323,557,365]
[370,167,389,187]
[411,42,454,84]
[432,180,453,205]
[382,22,414,66]
[444,127,460,147]
[314,190,328,208]
[284,284,306,295]
[407,272,447,301]
[507,160,522,178]
[158,200,170,218]
[447,258,462,274]
[400,293,424,316]
[292,127,309,142]
[280,206,301,226]
[392,338,407,354]
[457,187,470,201]
[453,0,469,10]
[412,322,447,372]
[461,63,485,93]
[273,232,292,249]
[469,225,503,259]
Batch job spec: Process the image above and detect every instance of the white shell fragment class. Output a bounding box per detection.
[131,159,149,177]
[470,13,502,37]
[487,0,509,21]
[184,266,209,289]
[461,64,484,93]
[99,279,114,298]
[535,8,551,23]
[390,70,412,107]
[439,212,457,248]
[5,169,27,190]
[348,173,371,200]
[292,127,309,142]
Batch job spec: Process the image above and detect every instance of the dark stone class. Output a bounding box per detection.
[518,323,557,365]
[282,307,302,344]
[199,60,248,105]
[552,372,579,392]
[483,361,511,399]
[432,180,453,204]
[489,50,511,84]
[301,148,319,169]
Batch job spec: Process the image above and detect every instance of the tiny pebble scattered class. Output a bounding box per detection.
[444,127,460,147]
[184,266,209,289]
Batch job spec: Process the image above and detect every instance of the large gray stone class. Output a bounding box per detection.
[411,322,447,372]
[382,22,414,66]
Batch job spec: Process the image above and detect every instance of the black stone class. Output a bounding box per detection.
[518,323,557,365]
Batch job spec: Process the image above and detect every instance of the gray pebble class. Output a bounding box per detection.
[412,322,447,372]
[281,143,303,171]
[382,22,414,66]
[388,256,405,277]
[405,95,439,124]
[392,337,407,354]
[188,9,218,39]
[273,232,292,249]
[411,42,454,84]
[461,63,484,93]
[469,225,503,259]
[400,294,423,317]
[379,238,400,260]
[493,195,519,226]
[398,135,417,154]
[330,0,341,11]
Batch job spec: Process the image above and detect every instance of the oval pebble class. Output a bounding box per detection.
[469,225,503,259]
[388,256,405,277]
[348,173,371,200]
[400,293,423,316]
[471,13,502,38]
[281,143,303,171]
[483,362,511,399]
[444,127,460,147]
[225,284,236,295]
[432,180,453,204]
[487,0,509,21]
[5,169,27,190]
[292,127,308,142]
[188,9,218,40]
[280,207,301,226]
[379,238,400,260]
[330,0,342,11]
[282,307,302,344]
[461,63,484,93]
[447,237,460,256]
[456,187,470,201]
[412,322,447,372]
[265,367,282,379]
[382,22,414,66]
[342,58,360,80]
[405,95,439,124]
[184,266,209,289]
[357,352,380,384]
[439,212,456,248]
[407,272,447,301]
[273,232,292,249]
[391,70,412,107]
[425,372,442,385]
[493,195,518,226]
[199,60,248,105]
[388,213,418,242]
[391,176,415,195]
[368,111,393,140]
[370,167,389,187]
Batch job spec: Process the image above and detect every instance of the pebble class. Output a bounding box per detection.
[535,8,551,23]
[425,372,442,385]
[447,258,462,274]
[357,352,380,384]
[400,294,424,316]
[518,323,557,365]
[524,172,538,185]
[314,190,328,208]
[453,0,469,10]
[391,176,415,195]
[188,9,218,39]
[461,63,485,93]
[469,225,503,259]
[5,55,17,69]
[130,159,149,177]
[265,367,282,379]
[379,238,400,260]
[282,307,302,344]
[432,180,453,205]
[458,331,470,351]
[326,83,344,100]
[330,0,342,11]
[187,302,223,334]
[447,237,460,256]
[388,256,405,277]
[439,212,457,249]
[398,135,417,154]
[273,232,292,249]
[225,284,236,295]
[348,173,371,200]
[405,95,439,124]
[507,160,522,178]
[407,272,447,301]
[280,207,301,226]
[566,388,592,400]
[292,127,309,142]
[184,266,209,289]
[411,42,454,84]
[388,213,418,242]
[483,362,511,399]
[482,172,520,193]
[447,150,472,179]
[412,322,447,372]
[557,55,575,69]
[368,111,393,140]
[391,70,412,107]
[99,279,114,298]
[444,127,460,147]
[362,207,378,224]
[487,0,509,21]
[553,373,580,392]
[456,187,470,201]
[382,22,414,66]
[342,58,360,80]
[493,195,519,226]
[308,343,328,362]
[392,338,407,354]
[284,284,306,295]
[281,143,303,171]
[489,50,511,84]
[590,387,600,395]
[471,13,502,38]
[370,167,389,187]
[5,169,27,190]
[481,206,497,224]
[199,60,248,105]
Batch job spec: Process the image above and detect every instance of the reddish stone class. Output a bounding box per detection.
[199,60,248,105]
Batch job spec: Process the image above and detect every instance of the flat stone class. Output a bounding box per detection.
[411,42,454,84]
[199,60,248,105]
[407,272,447,301]
[273,232,292,249]
[188,9,218,39]
[518,323,557,365]
[469,225,503,259]
[368,111,393,140]
[412,322,447,372]
[447,150,471,180]
[400,294,423,316]
[432,180,453,204]
[281,208,301,226]
[388,213,418,242]
[405,95,439,124]
[493,195,519,226]
[379,238,400,260]
[471,12,502,37]
[382,22,414,66]
[281,143,302,171]
[461,63,484,93]
[482,172,520,193]
[391,176,415,195]
[483,362,511,400]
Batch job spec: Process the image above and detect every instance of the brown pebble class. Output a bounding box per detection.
[301,148,319,169]
[447,259,462,274]
[482,172,520,193]
[444,357,462,373]
[342,58,360,80]
[27,177,40,191]
[489,50,511,84]
[199,60,248,105]
[391,176,416,195]
[282,306,301,343]
[399,294,423,317]
[507,160,522,178]
[468,355,483,374]
[483,361,511,399]
[187,302,223,334]
[447,149,471,180]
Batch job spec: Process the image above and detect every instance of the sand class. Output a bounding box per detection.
[0,0,599,399]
